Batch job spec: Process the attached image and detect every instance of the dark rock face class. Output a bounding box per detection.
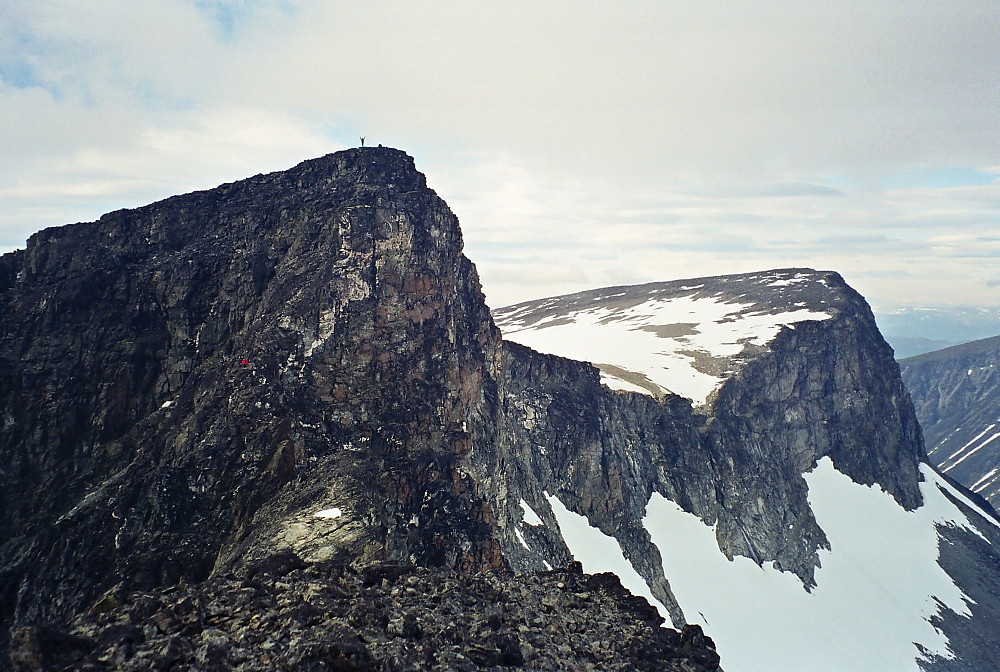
[1,148,505,652]
[482,273,926,624]
[703,286,925,573]
[8,559,720,672]
[0,148,722,670]
[900,336,1000,508]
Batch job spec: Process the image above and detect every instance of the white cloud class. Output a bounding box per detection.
[1,1,998,316]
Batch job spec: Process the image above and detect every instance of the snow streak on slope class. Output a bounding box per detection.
[495,271,832,405]
[939,422,1000,474]
[544,493,670,621]
[637,459,979,672]
[970,468,1000,496]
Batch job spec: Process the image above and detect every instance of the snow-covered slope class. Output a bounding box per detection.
[548,458,997,672]
[494,269,1000,671]
[494,269,834,405]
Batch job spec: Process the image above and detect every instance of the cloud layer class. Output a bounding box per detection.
[2,1,998,316]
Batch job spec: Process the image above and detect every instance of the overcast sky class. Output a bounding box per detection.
[2,1,998,322]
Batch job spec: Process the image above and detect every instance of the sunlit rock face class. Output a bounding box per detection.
[3,147,999,671]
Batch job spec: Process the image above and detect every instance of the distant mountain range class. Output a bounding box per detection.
[876,307,1000,359]
[900,336,1000,509]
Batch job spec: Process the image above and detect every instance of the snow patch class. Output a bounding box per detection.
[545,492,670,621]
[499,295,830,405]
[943,423,996,463]
[943,430,1000,473]
[519,499,544,526]
[971,468,1000,494]
[766,274,813,288]
[313,508,343,519]
[160,400,174,409]
[928,467,1000,535]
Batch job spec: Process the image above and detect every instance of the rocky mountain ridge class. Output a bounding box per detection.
[492,273,1000,670]
[3,147,1000,670]
[2,147,717,670]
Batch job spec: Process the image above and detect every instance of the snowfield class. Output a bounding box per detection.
[645,459,982,671]
[495,272,832,405]
[549,458,988,671]
[545,493,666,619]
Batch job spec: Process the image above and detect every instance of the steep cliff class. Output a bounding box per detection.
[0,148,510,654]
[493,273,1000,670]
[492,274,924,589]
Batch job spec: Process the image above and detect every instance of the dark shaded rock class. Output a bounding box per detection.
[362,564,412,587]
[9,624,94,671]
[12,561,718,672]
[0,147,505,652]
[387,613,422,639]
[245,549,307,580]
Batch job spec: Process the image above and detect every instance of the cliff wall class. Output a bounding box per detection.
[0,148,506,647]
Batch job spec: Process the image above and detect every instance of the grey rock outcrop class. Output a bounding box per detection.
[488,273,925,619]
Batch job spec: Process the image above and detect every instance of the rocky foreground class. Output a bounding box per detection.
[9,558,719,672]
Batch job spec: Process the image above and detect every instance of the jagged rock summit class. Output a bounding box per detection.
[1,146,502,624]
[1,147,720,670]
[2,146,1000,671]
